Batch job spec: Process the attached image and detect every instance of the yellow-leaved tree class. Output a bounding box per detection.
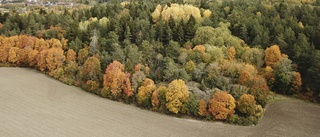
[8,47,19,64]
[236,94,257,116]
[151,4,162,22]
[265,45,282,68]
[185,60,196,73]
[137,78,156,107]
[203,9,212,18]
[166,79,189,114]
[193,45,206,54]
[209,91,236,120]
[152,4,201,23]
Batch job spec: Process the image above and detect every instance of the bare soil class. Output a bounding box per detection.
[1,67,320,137]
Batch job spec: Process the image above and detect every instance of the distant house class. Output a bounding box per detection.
[27,0,38,3]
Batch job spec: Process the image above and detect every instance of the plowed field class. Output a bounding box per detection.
[1,68,319,137]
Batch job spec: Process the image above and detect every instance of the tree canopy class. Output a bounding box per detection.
[0,0,319,125]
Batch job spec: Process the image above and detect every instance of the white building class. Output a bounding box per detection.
[27,0,38,3]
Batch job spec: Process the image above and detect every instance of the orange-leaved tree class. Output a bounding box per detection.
[0,45,10,63]
[226,46,236,61]
[27,49,39,67]
[36,49,48,71]
[290,72,302,94]
[237,64,258,86]
[197,99,208,117]
[66,49,77,63]
[166,79,189,114]
[209,91,236,120]
[238,70,252,86]
[102,61,133,98]
[46,47,65,73]
[17,48,28,66]
[151,88,160,108]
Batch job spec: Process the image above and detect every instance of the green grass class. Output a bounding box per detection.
[268,92,294,103]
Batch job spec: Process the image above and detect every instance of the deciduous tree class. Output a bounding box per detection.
[185,60,196,73]
[66,49,76,63]
[241,48,264,69]
[137,78,156,107]
[263,66,275,89]
[166,79,189,114]
[198,99,208,117]
[36,49,48,72]
[290,72,302,94]
[237,94,256,116]
[131,70,146,92]
[0,45,10,63]
[265,45,282,68]
[28,49,38,67]
[209,91,236,120]
[8,47,19,64]
[152,86,168,109]
[152,4,201,23]
[102,61,133,98]
[46,47,65,73]
[226,46,236,61]
[238,70,252,86]
[80,56,102,82]
[78,47,89,64]
[203,9,212,18]
[249,76,269,107]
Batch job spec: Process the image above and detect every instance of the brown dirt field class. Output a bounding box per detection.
[0,67,320,137]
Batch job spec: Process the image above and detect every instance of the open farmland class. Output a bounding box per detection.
[0,67,320,137]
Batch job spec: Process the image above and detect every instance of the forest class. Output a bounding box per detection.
[0,0,319,125]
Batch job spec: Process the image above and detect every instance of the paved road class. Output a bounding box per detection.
[0,68,319,137]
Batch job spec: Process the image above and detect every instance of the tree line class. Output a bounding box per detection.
[0,0,318,125]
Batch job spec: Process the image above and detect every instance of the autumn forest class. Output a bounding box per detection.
[0,0,320,125]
